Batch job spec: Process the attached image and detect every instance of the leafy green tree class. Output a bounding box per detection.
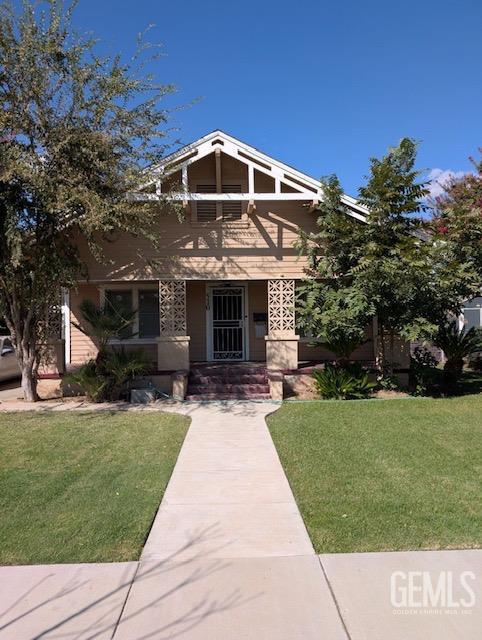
[0,0,176,400]
[298,139,480,380]
[296,176,374,358]
[298,140,431,375]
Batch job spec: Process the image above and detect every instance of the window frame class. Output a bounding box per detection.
[461,296,482,331]
[100,283,160,344]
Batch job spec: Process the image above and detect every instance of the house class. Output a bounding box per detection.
[41,131,409,399]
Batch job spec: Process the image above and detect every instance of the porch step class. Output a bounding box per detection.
[188,383,270,395]
[190,364,266,378]
[189,373,268,385]
[185,393,271,401]
[187,363,270,400]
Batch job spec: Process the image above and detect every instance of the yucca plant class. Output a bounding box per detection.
[104,348,150,400]
[72,299,137,363]
[322,335,365,367]
[65,349,149,402]
[433,321,482,376]
[64,360,108,402]
[313,364,376,400]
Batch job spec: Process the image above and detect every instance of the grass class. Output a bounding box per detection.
[267,395,482,553]
[0,411,189,564]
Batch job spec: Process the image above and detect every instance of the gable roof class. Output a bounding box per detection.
[147,129,368,221]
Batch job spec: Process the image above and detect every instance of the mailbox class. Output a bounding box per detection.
[253,312,268,338]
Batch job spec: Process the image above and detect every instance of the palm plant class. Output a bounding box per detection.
[322,335,365,367]
[433,320,482,376]
[313,364,375,400]
[72,299,137,363]
[104,348,150,400]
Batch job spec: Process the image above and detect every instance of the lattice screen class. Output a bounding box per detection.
[39,290,63,341]
[159,280,187,335]
[268,279,295,333]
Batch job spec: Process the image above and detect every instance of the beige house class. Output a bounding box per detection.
[47,131,406,399]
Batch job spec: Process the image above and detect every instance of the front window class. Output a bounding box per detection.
[105,289,133,339]
[139,290,160,338]
[462,297,482,331]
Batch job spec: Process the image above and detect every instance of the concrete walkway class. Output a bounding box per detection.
[1,401,481,639]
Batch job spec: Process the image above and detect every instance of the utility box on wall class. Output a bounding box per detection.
[253,312,267,338]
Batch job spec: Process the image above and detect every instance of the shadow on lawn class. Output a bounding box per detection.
[416,369,482,398]
[0,526,262,639]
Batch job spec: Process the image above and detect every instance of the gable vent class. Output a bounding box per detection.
[222,184,242,220]
[197,184,217,193]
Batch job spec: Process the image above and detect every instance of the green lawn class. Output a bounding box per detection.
[267,396,482,553]
[0,411,189,564]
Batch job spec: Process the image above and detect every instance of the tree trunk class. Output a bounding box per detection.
[21,363,39,402]
[379,324,386,375]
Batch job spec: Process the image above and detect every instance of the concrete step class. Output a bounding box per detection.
[189,373,268,385]
[190,366,267,377]
[188,383,270,395]
[185,393,272,401]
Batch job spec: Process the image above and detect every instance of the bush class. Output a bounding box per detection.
[433,321,482,378]
[469,354,482,372]
[66,348,149,402]
[410,346,439,396]
[313,364,375,400]
[65,359,107,402]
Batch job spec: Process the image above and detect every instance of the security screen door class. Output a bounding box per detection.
[209,287,245,360]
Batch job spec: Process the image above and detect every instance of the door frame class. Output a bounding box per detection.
[205,282,250,361]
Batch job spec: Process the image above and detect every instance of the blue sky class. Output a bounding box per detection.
[73,0,481,197]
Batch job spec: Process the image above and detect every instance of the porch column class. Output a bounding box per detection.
[265,279,299,370]
[156,280,190,371]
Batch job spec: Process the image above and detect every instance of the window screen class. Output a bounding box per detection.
[139,290,160,338]
[462,297,482,331]
[105,290,133,339]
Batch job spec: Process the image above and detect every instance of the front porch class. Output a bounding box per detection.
[60,277,383,400]
[69,279,307,371]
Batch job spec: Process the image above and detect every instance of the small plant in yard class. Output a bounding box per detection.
[469,354,482,372]
[67,299,149,401]
[313,363,376,400]
[410,346,440,396]
[433,321,482,378]
[66,348,149,402]
[376,372,400,392]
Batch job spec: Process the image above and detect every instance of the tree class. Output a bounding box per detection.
[0,0,176,400]
[429,152,482,279]
[298,140,432,375]
[295,175,374,360]
[298,139,480,379]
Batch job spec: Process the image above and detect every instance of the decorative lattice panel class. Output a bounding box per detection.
[268,279,295,334]
[39,290,63,341]
[159,280,186,335]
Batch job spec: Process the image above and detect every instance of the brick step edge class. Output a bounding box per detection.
[185,393,272,401]
[190,368,267,376]
[189,374,268,385]
[187,384,270,394]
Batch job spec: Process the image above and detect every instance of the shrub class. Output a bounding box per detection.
[65,360,108,402]
[313,364,375,400]
[469,354,482,372]
[410,346,440,396]
[433,321,482,378]
[66,348,149,402]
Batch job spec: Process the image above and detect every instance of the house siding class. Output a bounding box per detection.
[70,284,99,364]
[74,201,315,282]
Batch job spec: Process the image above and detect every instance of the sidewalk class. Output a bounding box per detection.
[0,401,481,639]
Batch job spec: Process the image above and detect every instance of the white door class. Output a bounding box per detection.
[208,287,245,361]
